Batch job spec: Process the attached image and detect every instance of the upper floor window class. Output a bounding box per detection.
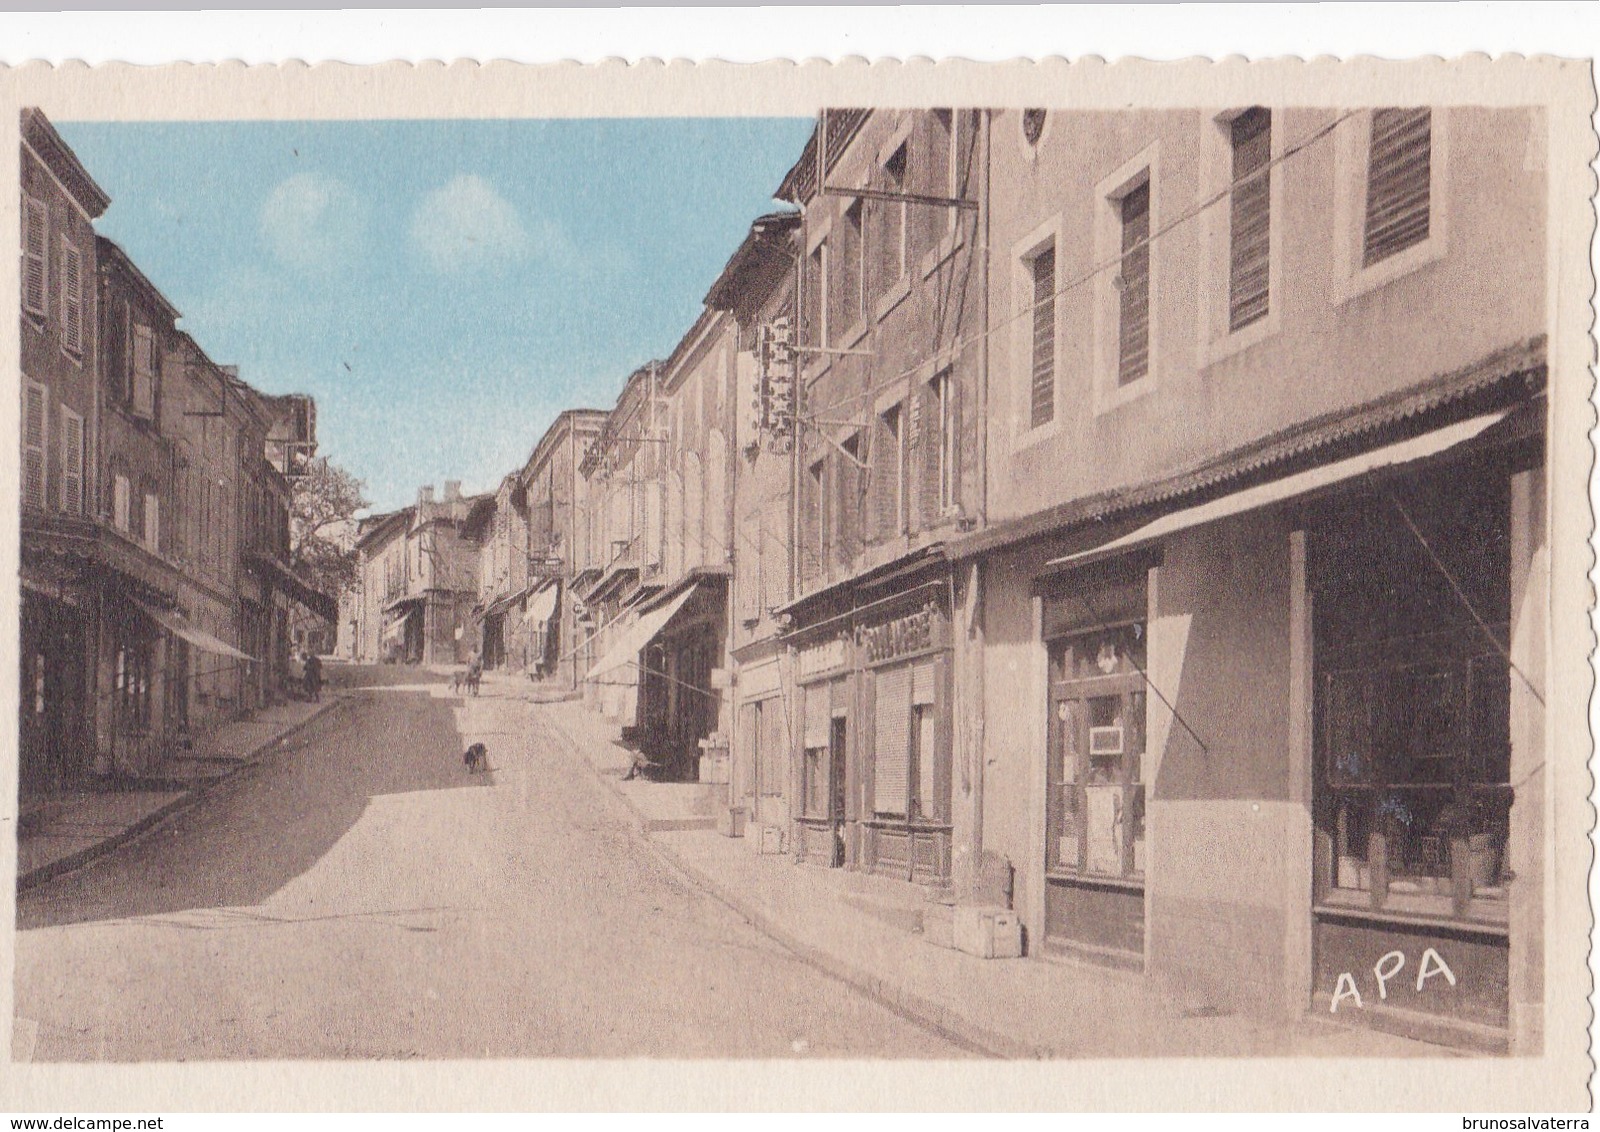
[58,405,83,516]
[132,324,157,420]
[922,368,957,519]
[1028,243,1057,428]
[874,402,905,540]
[828,199,864,342]
[1116,182,1152,387]
[1363,108,1432,268]
[22,380,47,511]
[872,143,909,296]
[1228,107,1272,332]
[805,243,826,351]
[60,238,84,356]
[142,487,161,552]
[112,473,131,533]
[22,196,48,320]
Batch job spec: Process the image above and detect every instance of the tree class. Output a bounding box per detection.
[289,457,369,598]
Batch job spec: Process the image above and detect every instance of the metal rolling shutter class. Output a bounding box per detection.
[874,666,911,816]
[1363,108,1432,267]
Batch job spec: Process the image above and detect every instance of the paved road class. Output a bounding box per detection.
[14,670,968,1060]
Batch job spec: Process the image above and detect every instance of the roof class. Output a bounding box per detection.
[776,110,869,206]
[354,507,414,551]
[951,334,1548,562]
[704,210,801,314]
[21,108,111,218]
[96,237,182,322]
[517,408,610,489]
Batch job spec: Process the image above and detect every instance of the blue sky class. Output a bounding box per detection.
[57,118,813,511]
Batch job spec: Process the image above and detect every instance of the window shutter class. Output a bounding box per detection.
[803,684,832,748]
[61,241,83,354]
[113,474,130,532]
[874,666,911,816]
[1228,107,1272,331]
[917,377,943,528]
[23,197,48,318]
[133,325,156,419]
[1117,182,1151,386]
[921,111,954,251]
[871,410,897,541]
[144,493,160,551]
[1363,108,1432,268]
[22,382,47,510]
[60,407,83,515]
[1030,246,1056,428]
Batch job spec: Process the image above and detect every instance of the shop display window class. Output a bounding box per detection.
[1312,466,1514,925]
[1047,621,1148,881]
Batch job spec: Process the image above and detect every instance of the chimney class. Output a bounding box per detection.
[419,485,435,505]
[444,480,461,502]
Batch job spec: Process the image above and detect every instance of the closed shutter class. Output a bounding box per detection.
[23,197,48,318]
[1363,107,1431,267]
[760,695,787,797]
[59,407,83,515]
[921,111,954,251]
[144,493,160,551]
[917,377,943,528]
[874,665,911,816]
[1228,107,1272,331]
[1030,245,1056,427]
[1117,182,1151,386]
[871,408,900,541]
[22,382,46,510]
[803,683,831,748]
[873,146,907,294]
[113,474,130,532]
[61,241,83,354]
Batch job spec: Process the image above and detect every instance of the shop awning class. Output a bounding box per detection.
[1047,411,1510,572]
[483,586,527,620]
[133,597,258,661]
[585,583,699,681]
[525,581,559,628]
[382,612,410,641]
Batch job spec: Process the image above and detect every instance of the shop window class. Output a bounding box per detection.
[1312,466,1512,924]
[872,660,943,822]
[802,685,833,819]
[114,639,153,733]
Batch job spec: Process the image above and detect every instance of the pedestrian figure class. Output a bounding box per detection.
[467,654,483,697]
[303,651,323,703]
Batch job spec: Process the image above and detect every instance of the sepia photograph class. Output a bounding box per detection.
[2,47,1594,1112]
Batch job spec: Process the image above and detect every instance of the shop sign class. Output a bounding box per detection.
[798,636,848,680]
[857,601,941,665]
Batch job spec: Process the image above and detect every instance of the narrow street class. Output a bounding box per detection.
[14,667,969,1060]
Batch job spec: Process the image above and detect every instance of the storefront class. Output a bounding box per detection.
[788,574,955,885]
[638,575,727,781]
[19,578,91,798]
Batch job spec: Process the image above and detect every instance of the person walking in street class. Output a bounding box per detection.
[303,651,323,703]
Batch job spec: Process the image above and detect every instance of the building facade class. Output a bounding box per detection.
[957,105,1546,1051]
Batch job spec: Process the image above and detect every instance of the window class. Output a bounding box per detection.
[22,195,48,319]
[874,403,904,540]
[834,433,863,566]
[1048,621,1148,880]
[58,406,83,516]
[1363,108,1432,268]
[873,660,942,821]
[805,244,826,351]
[113,473,131,532]
[22,380,47,511]
[143,490,160,552]
[1228,107,1272,331]
[923,369,956,517]
[1312,467,1512,925]
[60,238,83,355]
[805,458,826,586]
[828,201,864,342]
[1116,181,1151,387]
[1028,244,1057,427]
[132,324,156,419]
[873,143,908,295]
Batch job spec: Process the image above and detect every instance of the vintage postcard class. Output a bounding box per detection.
[0,53,1593,1112]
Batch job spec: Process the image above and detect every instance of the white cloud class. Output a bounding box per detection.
[259,173,366,272]
[409,174,544,274]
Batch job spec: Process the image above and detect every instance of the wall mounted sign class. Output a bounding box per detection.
[856,601,942,665]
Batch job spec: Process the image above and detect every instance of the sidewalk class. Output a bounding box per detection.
[537,698,1454,1060]
[17,694,345,893]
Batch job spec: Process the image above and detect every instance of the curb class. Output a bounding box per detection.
[542,702,1050,1060]
[17,695,348,894]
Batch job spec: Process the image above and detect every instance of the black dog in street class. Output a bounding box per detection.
[464,742,488,774]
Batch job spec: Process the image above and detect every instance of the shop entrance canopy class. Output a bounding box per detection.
[585,583,699,682]
[133,597,258,661]
[1046,411,1509,572]
[525,581,560,628]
